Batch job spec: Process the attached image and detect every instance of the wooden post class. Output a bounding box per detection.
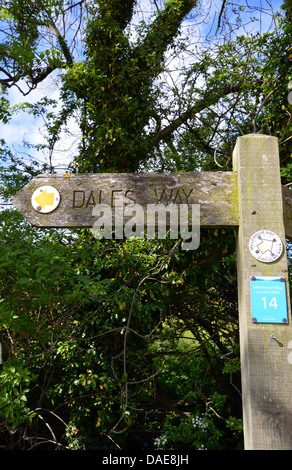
[233,134,292,450]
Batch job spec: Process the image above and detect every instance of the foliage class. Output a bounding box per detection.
[0,208,241,449]
[153,411,241,450]
[0,362,36,429]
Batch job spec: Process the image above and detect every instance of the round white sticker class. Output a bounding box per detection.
[31,186,60,213]
[249,230,283,263]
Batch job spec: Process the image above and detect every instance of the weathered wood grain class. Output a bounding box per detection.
[233,134,292,450]
[282,185,292,241]
[10,172,239,228]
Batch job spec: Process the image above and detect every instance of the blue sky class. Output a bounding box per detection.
[1,71,80,172]
[0,0,287,174]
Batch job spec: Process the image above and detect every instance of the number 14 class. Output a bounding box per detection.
[261,297,278,309]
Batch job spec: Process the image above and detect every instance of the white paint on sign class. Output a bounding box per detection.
[31,186,60,213]
[249,230,283,263]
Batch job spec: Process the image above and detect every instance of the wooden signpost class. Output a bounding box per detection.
[11,134,292,450]
[11,171,238,228]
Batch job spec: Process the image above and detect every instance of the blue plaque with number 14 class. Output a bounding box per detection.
[250,276,288,324]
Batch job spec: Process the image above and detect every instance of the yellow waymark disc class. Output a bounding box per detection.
[31,186,61,213]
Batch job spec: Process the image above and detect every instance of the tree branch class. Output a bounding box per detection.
[36,19,73,66]
[154,81,258,142]
[134,0,197,76]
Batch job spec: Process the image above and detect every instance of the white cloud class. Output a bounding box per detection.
[0,71,80,172]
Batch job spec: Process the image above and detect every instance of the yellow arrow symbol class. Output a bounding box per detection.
[34,189,55,210]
